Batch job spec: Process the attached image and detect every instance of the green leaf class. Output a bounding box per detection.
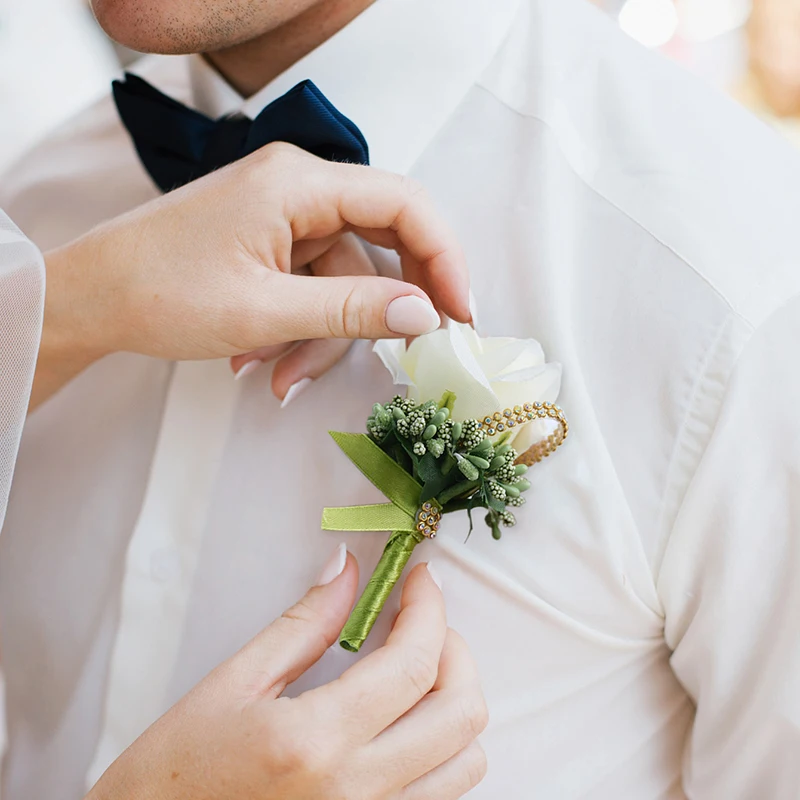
[419,460,461,504]
[418,452,441,483]
[393,435,420,476]
[441,453,458,475]
[486,494,506,513]
[397,432,418,457]
[419,482,437,504]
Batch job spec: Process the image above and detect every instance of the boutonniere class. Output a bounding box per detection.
[322,323,568,651]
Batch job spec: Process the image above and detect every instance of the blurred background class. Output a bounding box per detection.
[1,0,800,174]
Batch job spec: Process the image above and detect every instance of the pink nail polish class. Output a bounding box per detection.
[385,296,440,336]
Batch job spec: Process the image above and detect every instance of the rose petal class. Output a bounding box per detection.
[410,326,497,420]
[492,363,561,408]
[475,339,538,378]
[373,323,562,446]
[513,417,558,453]
[502,338,547,373]
[373,339,415,387]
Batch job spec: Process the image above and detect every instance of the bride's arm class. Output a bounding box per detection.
[0,212,44,527]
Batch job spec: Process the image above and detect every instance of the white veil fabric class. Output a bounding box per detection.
[0,210,44,530]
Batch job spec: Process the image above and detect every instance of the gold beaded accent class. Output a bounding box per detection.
[416,501,443,539]
[475,401,569,467]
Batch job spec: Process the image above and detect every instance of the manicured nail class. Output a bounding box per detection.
[426,561,443,592]
[281,377,312,408]
[317,542,347,586]
[234,360,261,380]
[468,289,480,332]
[385,295,440,336]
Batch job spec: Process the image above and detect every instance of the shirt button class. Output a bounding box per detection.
[150,548,182,582]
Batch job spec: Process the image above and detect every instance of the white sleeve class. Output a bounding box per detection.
[0,210,44,531]
[659,294,800,798]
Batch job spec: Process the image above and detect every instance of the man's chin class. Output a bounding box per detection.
[90,0,296,55]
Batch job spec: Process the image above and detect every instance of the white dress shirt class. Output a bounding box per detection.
[2,0,800,797]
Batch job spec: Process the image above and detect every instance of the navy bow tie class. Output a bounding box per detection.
[112,72,369,193]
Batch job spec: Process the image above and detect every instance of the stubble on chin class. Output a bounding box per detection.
[92,0,322,55]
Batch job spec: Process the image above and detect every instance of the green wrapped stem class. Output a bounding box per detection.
[340,530,424,652]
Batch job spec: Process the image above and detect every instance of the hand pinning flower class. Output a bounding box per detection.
[322,323,568,651]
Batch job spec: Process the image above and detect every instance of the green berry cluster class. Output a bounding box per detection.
[454,439,531,539]
[369,396,455,459]
[366,394,534,539]
[458,419,485,451]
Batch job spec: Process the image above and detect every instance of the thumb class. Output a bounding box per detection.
[261,272,442,341]
[229,543,358,699]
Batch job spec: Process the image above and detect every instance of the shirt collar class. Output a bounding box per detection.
[189,0,521,175]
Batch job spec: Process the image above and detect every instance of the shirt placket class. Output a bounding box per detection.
[85,359,240,789]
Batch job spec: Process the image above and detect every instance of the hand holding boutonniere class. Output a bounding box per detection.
[322,323,568,651]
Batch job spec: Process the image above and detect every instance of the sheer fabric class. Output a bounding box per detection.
[0,212,43,530]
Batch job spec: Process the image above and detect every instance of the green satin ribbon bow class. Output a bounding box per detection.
[322,431,426,652]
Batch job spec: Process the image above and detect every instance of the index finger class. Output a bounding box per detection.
[285,156,471,323]
[303,562,447,743]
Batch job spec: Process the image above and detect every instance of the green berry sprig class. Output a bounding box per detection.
[365,394,535,539]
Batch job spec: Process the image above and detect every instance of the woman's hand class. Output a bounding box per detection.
[86,552,488,800]
[35,143,469,408]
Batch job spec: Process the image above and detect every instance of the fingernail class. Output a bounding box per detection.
[426,561,443,592]
[385,295,440,336]
[316,542,347,586]
[281,377,312,408]
[468,289,480,332]
[234,360,261,380]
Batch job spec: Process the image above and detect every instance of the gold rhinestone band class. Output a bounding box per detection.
[415,501,442,539]
[475,401,569,467]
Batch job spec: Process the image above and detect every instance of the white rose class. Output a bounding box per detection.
[374,323,562,453]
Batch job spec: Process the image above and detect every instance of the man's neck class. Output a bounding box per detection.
[205,0,375,98]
